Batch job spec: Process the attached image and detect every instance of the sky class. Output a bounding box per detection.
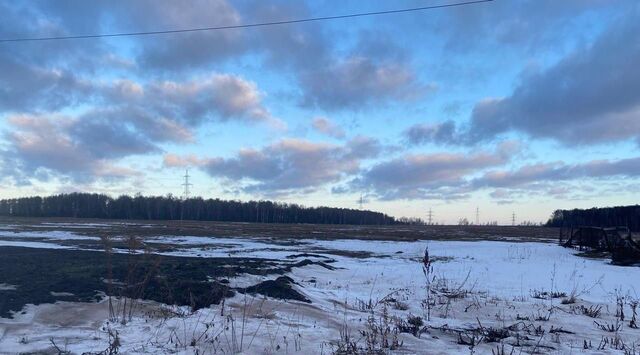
[1,0,639,224]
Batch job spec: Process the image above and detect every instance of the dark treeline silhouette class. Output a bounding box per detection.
[546,205,640,231]
[0,193,400,225]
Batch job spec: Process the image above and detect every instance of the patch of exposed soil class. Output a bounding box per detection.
[240,276,310,303]
[0,246,328,318]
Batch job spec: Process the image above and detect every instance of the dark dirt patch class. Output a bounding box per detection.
[286,253,332,259]
[239,276,310,303]
[306,248,375,259]
[292,259,337,270]
[0,246,328,318]
[575,250,610,260]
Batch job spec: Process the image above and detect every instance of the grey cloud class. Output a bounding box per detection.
[344,136,383,160]
[253,12,429,110]
[100,74,277,129]
[352,145,510,200]
[301,56,433,110]
[0,113,157,184]
[439,0,625,52]
[36,0,246,70]
[247,1,330,71]
[465,10,640,145]
[404,120,460,146]
[129,0,247,70]
[69,115,159,160]
[0,58,91,113]
[312,117,345,139]
[104,74,275,126]
[108,107,194,143]
[192,137,382,194]
[473,157,640,189]
[0,2,107,68]
[3,1,427,113]
[18,1,324,79]
[0,71,277,183]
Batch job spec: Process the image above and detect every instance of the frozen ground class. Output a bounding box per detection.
[0,222,639,354]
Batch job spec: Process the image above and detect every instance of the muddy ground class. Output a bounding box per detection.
[0,216,559,242]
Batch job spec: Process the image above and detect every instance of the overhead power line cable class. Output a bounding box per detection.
[0,0,493,43]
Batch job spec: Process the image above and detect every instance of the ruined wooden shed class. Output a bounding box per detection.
[562,226,640,265]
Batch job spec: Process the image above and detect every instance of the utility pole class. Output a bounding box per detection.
[427,208,433,225]
[475,206,480,225]
[511,212,516,226]
[182,168,193,200]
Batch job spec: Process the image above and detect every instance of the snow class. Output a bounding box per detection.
[40,222,115,228]
[0,230,99,250]
[0,230,99,241]
[1,230,640,354]
[0,240,76,250]
[0,284,17,291]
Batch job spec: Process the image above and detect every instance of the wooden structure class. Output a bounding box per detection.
[563,226,640,265]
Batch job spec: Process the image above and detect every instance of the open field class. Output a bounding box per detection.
[1,218,639,354]
[0,217,559,242]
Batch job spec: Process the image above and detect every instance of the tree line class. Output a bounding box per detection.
[546,205,640,231]
[0,193,400,225]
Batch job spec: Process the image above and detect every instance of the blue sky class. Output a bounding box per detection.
[1,0,639,224]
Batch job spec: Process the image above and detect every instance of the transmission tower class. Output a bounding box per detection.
[358,193,364,210]
[182,168,193,200]
[511,212,516,226]
[427,208,433,225]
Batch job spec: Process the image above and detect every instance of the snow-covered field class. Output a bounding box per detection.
[1,223,639,354]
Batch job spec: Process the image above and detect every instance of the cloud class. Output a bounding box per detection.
[334,139,640,202]
[350,143,513,200]
[473,156,640,189]
[254,10,433,110]
[169,137,381,195]
[311,117,345,139]
[1,67,277,127]
[102,74,285,135]
[206,74,274,122]
[438,0,623,52]
[68,115,159,160]
[464,10,640,145]
[0,69,283,182]
[133,0,246,70]
[2,1,431,114]
[300,56,433,110]
[110,74,278,126]
[35,0,246,71]
[0,60,91,113]
[404,120,460,146]
[1,114,150,183]
[248,1,330,71]
[163,154,204,168]
[344,136,383,160]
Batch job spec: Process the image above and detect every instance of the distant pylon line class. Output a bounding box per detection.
[182,168,193,200]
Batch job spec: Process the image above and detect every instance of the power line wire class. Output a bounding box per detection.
[0,0,493,43]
